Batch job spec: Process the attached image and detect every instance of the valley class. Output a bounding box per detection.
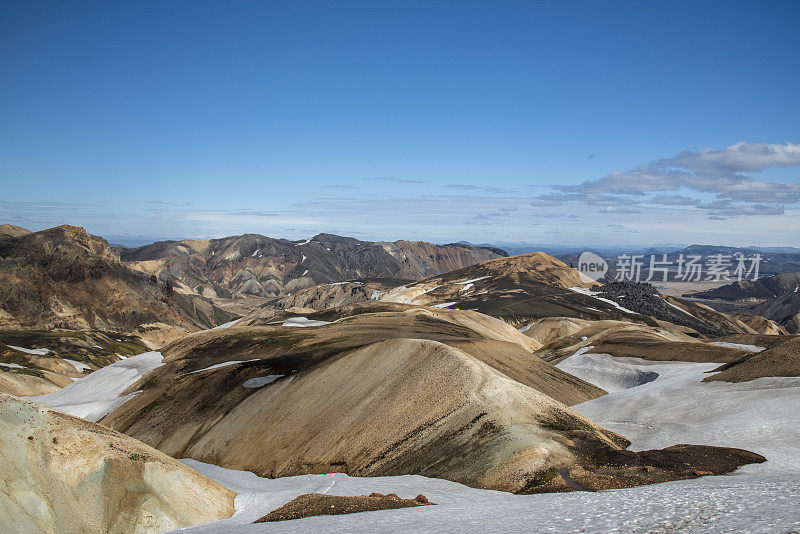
[1,224,798,532]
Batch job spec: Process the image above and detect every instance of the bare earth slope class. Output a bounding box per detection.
[705,336,800,383]
[0,224,32,238]
[0,394,235,534]
[0,225,236,331]
[102,311,761,494]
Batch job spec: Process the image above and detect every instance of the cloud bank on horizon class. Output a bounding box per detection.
[2,141,798,247]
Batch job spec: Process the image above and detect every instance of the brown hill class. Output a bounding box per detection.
[0,225,236,332]
[118,233,504,303]
[0,394,234,533]
[101,309,762,493]
[731,314,790,335]
[0,224,31,238]
[705,336,800,383]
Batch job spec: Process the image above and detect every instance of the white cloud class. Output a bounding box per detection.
[658,141,800,173]
[537,141,800,214]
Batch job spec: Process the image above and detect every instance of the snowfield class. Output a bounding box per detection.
[30,351,164,422]
[173,350,800,533]
[556,350,660,392]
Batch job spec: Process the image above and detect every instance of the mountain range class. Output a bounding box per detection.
[116,233,506,304]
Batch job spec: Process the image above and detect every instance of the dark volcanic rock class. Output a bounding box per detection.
[255,492,434,522]
[595,282,731,336]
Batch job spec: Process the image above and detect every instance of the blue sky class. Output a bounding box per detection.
[1,1,799,246]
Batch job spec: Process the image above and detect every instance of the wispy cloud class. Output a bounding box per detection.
[445,184,515,194]
[649,194,701,206]
[365,177,426,184]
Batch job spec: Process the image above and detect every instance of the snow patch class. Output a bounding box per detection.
[455,276,490,285]
[556,351,660,392]
[569,287,638,315]
[63,359,91,372]
[30,351,165,422]
[243,375,283,388]
[187,359,261,375]
[281,317,331,327]
[432,302,456,309]
[518,322,535,333]
[7,345,50,355]
[709,342,766,353]
[0,362,26,369]
[212,319,240,330]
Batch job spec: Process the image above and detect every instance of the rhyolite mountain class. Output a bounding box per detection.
[0,225,235,331]
[117,232,506,299]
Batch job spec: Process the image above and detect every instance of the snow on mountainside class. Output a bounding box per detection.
[30,350,164,421]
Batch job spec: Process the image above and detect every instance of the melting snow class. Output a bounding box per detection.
[187,359,261,375]
[0,362,26,369]
[662,298,696,317]
[556,350,661,392]
[301,254,306,263]
[709,342,766,353]
[30,351,165,422]
[302,269,309,276]
[213,319,241,330]
[432,302,456,308]
[7,345,50,355]
[243,375,283,388]
[281,317,331,327]
[251,249,260,257]
[295,238,312,246]
[63,359,91,372]
[455,276,491,285]
[569,287,638,315]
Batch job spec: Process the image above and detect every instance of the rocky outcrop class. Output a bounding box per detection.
[0,394,235,533]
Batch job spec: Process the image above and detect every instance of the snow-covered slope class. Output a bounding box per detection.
[30,351,164,422]
[556,349,660,392]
